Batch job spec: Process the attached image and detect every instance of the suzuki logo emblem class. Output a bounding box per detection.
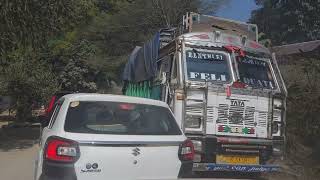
[132,147,141,156]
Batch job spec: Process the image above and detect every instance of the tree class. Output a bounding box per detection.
[78,0,231,83]
[250,0,320,45]
[0,0,229,123]
[0,0,96,58]
[282,57,320,139]
[60,59,97,92]
[0,0,97,123]
[0,48,58,122]
[251,0,320,153]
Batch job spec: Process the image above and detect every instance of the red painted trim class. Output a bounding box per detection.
[226,85,231,97]
[223,45,246,57]
[45,96,56,115]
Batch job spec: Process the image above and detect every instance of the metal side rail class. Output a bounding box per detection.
[193,163,280,173]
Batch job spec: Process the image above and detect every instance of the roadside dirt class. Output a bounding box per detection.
[0,125,39,151]
[0,117,318,180]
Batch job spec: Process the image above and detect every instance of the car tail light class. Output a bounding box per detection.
[44,137,79,163]
[179,139,195,161]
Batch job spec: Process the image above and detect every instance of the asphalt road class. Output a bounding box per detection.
[0,125,247,180]
[0,144,246,180]
[0,145,38,180]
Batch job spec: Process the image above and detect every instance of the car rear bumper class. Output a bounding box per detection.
[178,161,193,178]
[193,163,280,173]
[40,161,77,180]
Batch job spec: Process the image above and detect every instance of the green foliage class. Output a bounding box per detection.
[0,47,58,122]
[0,0,96,56]
[0,0,228,122]
[60,59,97,92]
[282,59,320,139]
[46,34,111,93]
[0,0,97,122]
[251,0,320,45]
[258,32,272,48]
[79,0,230,84]
[252,0,320,149]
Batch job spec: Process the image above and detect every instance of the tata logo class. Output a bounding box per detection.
[229,112,244,124]
[231,99,245,107]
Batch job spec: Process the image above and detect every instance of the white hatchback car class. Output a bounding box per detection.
[35,94,194,180]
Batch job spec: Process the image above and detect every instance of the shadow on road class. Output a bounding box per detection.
[0,126,39,151]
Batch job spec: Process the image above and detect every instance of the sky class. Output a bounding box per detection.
[215,0,260,22]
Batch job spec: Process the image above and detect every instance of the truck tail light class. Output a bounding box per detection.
[218,125,225,132]
[249,127,255,134]
[44,137,80,163]
[176,92,185,100]
[179,139,195,161]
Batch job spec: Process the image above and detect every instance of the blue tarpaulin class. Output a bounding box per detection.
[123,32,160,82]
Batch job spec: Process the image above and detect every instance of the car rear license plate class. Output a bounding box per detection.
[216,155,259,165]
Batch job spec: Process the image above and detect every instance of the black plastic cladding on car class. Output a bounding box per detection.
[177,140,195,177]
[178,160,194,178]
[40,162,77,180]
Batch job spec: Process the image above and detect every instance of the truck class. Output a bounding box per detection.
[122,12,287,175]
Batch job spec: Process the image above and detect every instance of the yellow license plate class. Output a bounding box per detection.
[216,155,259,165]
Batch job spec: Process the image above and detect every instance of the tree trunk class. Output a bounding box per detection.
[15,96,33,124]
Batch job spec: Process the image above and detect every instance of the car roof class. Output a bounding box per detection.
[62,93,169,108]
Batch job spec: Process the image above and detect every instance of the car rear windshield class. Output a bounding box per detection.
[237,56,276,89]
[64,101,182,135]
